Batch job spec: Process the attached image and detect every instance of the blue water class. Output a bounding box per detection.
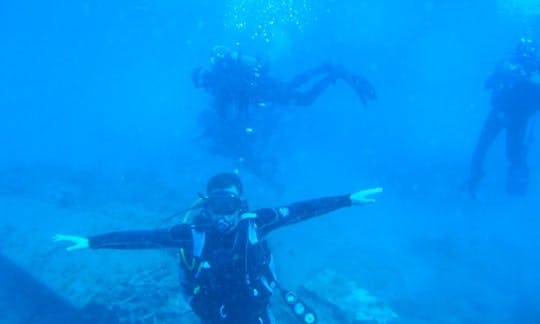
[1,1,539,323]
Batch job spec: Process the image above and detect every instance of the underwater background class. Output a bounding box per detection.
[1,0,539,323]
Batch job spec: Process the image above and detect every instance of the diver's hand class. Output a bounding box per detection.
[53,234,89,251]
[350,187,383,205]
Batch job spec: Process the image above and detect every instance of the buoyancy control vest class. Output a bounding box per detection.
[179,217,276,322]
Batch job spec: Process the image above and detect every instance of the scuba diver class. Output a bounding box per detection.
[53,172,383,324]
[465,37,540,197]
[192,46,377,189]
[192,45,377,121]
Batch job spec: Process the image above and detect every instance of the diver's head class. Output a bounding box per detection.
[192,67,210,88]
[203,172,246,233]
[206,172,243,197]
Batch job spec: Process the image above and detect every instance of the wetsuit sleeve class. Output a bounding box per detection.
[88,224,192,249]
[254,194,352,235]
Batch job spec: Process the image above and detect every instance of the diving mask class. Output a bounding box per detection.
[204,190,243,215]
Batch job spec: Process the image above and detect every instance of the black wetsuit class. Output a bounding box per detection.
[200,57,376,120]
[467,58,540,195]
[89,195,352,323]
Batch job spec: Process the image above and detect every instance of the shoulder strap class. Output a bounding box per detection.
[179,230,206,271]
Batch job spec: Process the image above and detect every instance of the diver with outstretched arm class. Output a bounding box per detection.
[54,172,382,323]
[193,46,377,117]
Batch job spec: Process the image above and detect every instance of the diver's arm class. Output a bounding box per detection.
[53,224,192,251]
[255,188,382,234]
